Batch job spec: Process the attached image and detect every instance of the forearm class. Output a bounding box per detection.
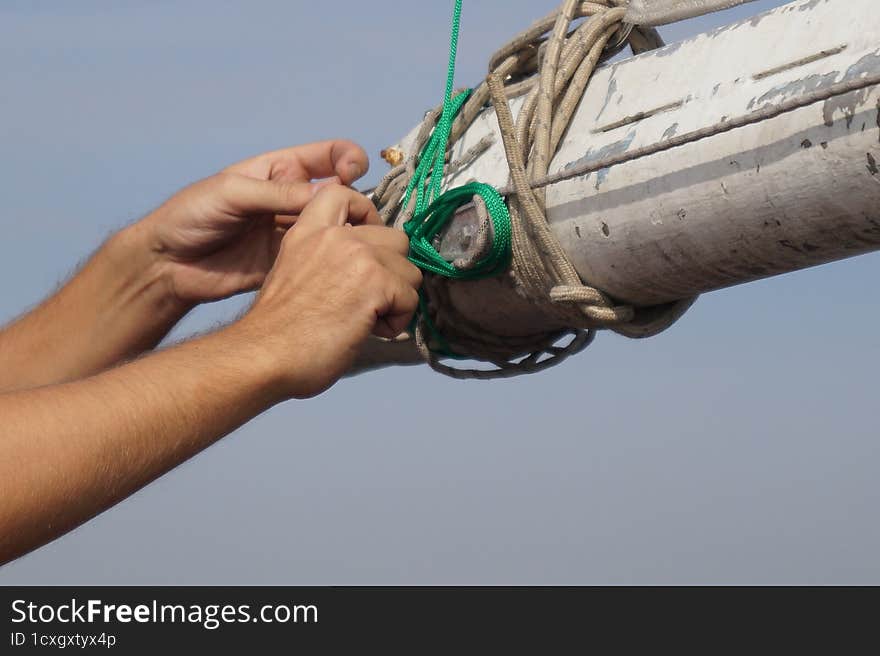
[0,223,189,392]
[0,320,281,564]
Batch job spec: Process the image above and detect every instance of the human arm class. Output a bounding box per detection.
[0,185,422,565]
[0,226,189,393]
[0,141,369,393]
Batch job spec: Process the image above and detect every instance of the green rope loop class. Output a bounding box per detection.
[402,0,513,358]
[405,182,511,279]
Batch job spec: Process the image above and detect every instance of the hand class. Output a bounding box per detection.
[139,141,370,306]
[237,185,422,399]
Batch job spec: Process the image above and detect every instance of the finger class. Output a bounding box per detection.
[224,140,369,186]
[370,247,423,290]
[215,174,321,216]
[349,225,411,256]
[373,281,420,339]
[294,185,381,238]
[271,177,342,228]
[271,179,381,230]
[354,204,383,226]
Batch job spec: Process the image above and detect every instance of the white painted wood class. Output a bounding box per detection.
[353,0,880,373]
[388,0,880,307]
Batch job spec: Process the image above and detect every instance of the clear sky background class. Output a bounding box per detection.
[1,0,877,584]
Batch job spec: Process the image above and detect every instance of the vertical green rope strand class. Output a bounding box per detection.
[401,0,513,358]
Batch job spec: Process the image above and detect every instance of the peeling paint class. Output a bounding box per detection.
[597,77,618,121]
[563,131,636,189]
[646,40,684,59]
[662,122,679,139]
[876,98,880,143]
[798,0,829,11]
[749,71,839,111]
[552,106,880,233]
[748,50,880,127]
[822,51,880,127]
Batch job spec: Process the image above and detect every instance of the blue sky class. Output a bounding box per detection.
[1,0,877,584]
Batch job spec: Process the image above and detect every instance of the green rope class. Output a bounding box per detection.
[403,0,513,356]
[405,182,511,279]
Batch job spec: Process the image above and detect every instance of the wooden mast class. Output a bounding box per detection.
[354,0,880,374]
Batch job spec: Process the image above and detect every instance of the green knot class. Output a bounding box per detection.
[404,182,511,280]
[399,0,513,358]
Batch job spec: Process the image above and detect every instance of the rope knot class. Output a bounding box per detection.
[549,285,636,324]
[372,0,696,378]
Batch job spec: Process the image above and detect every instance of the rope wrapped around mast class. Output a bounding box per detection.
[373,0,696,379]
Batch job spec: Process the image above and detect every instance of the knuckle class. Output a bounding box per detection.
[337,230,365,253]
[315,183,347,201]
[314,225,348,249]
[392,229,410,253]
[344,242,374,269]
[212,172,237,195]
[276,182,298,202]
[406,286,420,309]
[358,252,383,277]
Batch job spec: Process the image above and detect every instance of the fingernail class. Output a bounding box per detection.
[348,161,365,180]
[310,178,338,197]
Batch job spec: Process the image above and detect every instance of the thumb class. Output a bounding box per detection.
[214,173,321,216]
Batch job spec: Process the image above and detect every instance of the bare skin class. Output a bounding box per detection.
[0,141,371,392]
[0,142,422,565]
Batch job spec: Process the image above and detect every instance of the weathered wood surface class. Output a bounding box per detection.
[353,0,880,373]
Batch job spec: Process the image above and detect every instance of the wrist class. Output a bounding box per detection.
[107,221,193,317]
[211,316,292,406]
[0,220,196,388]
